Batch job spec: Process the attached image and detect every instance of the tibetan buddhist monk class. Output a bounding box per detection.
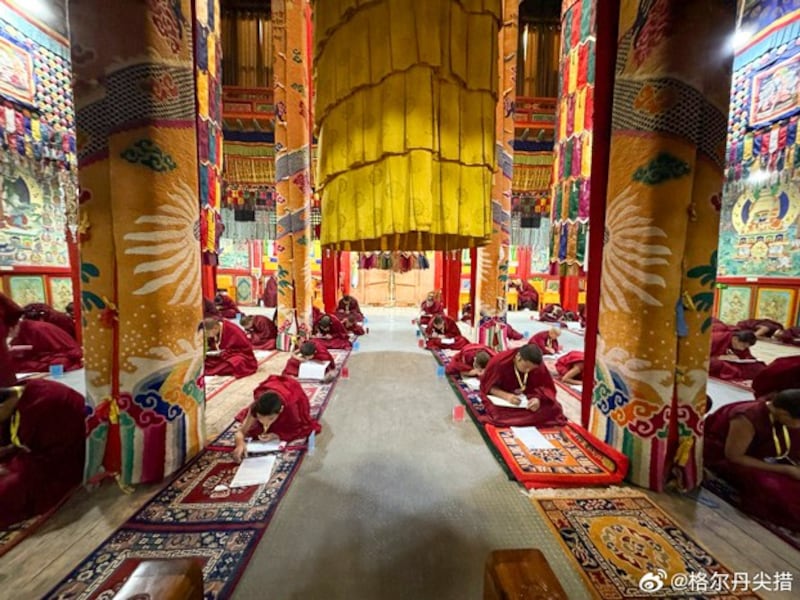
[419,292,444,325]
[215,290,240,319]
[774,327,800,346]
[0,293,24,387]
[445,343,495,377]
[0,380,86,529]
[233,374,321,460]
[425,315,469,350]
[9,319,82,373]
[709,329,766,381]
[481,316,524,341]
[262,275,278,307]
[479,344,566,428]
[540,303,565,322]
[752,356,800,400]
[341,312,366,336]
[736,318,784,338]
[23,303,75,339]
[203,297,220,318]
[512,279,539,310]
[530,327,561,355]
[282,340,335,379]
[335,295,365,322]
[241,314,278,350]
[556,351,585,385]
[704,389,800,532]
[460,302,473,324]
[710,317,733,332]
[204,318,258,378]
[313,314,352,350]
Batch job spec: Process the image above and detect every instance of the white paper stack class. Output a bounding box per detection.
[440,337,455,344]
[462,377,481,391]
[246,439,283,454]
[230,455,277,488]
[298,360,330,380]
[511,426,554,450]
[487,394,529,409]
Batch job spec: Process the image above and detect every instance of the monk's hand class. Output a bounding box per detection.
[527,397,541,412]
[233,443,247,463]
[786,465,800,481]
[507,393,521,406]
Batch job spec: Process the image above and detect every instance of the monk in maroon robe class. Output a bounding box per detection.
[262,276,278,307]
[704,390,800,532]
[203,297,220,319]
[23,303,76,339]
[335,295,365,322]
[479,344,566,428]
[215,291,240,319]
[556,351,585,385]
[204,318,258,378]
[540,303,565,322]
[512,279,539,310]
[241,315,278,350]
[282,340,335,379]
[313,314,352,349]
[233,374,321,460]
[341,312,366,336]
[530,328,561,355]
[0,380,86,529]
[446,343,495,376]
[460,302,473,324]
[10,319,83,373]
[710,317,733,333]
[0,293,24,387]
[419,292,444,325]
[752,356,800,399]
[774,327,800,346]
[709,329,766,381]
[425,315,469,350]
[736,318,784,338]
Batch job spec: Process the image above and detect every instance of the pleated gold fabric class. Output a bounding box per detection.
[314,0,501,251]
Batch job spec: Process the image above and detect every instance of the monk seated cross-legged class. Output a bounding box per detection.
[261,276,278,308]
[204,318,258,378]
[313,314,352,350]
[282,340,336,380]
[0,380,86,529]
[555,351,585,385]
[479,344,567,428]
[335,295,365,323]
[241,314,278,350]
[215,291,241,319]
[425,315,469,350]
[511,279,539,311]
[9,319,83,373]
[23,303,76,339]
[529,327,561,355]
[445,343,495,377]
[703,389,800,533]
[233,374,321,460]
[419,292,444,326]
[709,329,766,381]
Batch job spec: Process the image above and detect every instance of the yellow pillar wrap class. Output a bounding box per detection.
[476,0,517,319]
[273,0,313,334]
[314,0,500,251]
[71,0,205,485]
[590,0,735,491]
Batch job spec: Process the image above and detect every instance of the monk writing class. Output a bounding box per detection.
[752,356,800,400]
[511,279,539,310]
[313,314,352,350]
[425,315,469,350]
[23,303,76,339]
[419,292,443,325]
[709,329,766,381]
[215,290,240,319]
[736,318,784,339]
[530,327,561,355]
[555,351,585,385]
[204,318,258,378]
[282,340,335,380]
[445,343,495,377]
[335,295,365,323]
[241,314,278,350]
[9,319,83,373]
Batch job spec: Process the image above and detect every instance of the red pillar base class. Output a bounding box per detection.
[321,248,339,313]
[560,275,580,313]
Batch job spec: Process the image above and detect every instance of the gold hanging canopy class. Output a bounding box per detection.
[313,0,502,251]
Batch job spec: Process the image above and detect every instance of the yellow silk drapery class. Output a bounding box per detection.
[314,0,501,251]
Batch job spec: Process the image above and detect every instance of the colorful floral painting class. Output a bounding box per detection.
[718,286,752,324]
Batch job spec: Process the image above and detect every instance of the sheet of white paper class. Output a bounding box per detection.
[440,337,455,344]
[246,440,282,454]
[298,360,330,380]
[462,377,481,391]
[487,394,529,409]
[230,455,276,488]
[570,385,583,393]
[511,426,554,450]
[564,321,583,330]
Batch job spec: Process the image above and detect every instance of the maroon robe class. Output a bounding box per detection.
[11,320,83,373]
[736,318,784,337]
[479,348,566,427]
[425,316,469,350]
[246,315,278,350]
[235,375,321,442]
[313,314,352,349]
[335,297,364,322]
[445,343,496,375]
[216,294,240,319]
[23,303,76,339]
[709,330,766,381]
[0,293,24,387]
[710,317,733,333]
[0,379,86,529]
[556,351,585,377]
[529,331,560,355]
[203,297,219,319]
[460,303,473,323]
[282,340,335,378]
[205,321,258,378]
[341,316,366,336]
[704,400,800,531]
[262,277,278,307]
[515,281,539,310]
[482,317,524,341]
[540,304,565,322]
[775,327,800,346]
[419,299,444,325]
[751,356,800,399]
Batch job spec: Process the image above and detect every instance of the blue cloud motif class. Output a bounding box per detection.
[593,363,632,415]
[133,370,185,421]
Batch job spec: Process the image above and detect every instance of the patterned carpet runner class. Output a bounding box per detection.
[205,349,278,400]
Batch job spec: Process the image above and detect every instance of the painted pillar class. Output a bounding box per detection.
[550,0,595,310]
[194,0,223,300]
[590,0,735,491]
[476,0,517,321]
[273,0,314,335]
[71,0,205,485]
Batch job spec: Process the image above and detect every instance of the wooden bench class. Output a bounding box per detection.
[114,559,203,600]
[484,549,568,600]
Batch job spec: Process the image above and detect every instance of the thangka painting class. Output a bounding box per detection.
[8,275,45,305]
[755,287,796,325]
[718,286,752,324]
[0,168,69,268]
[217,238,250,270]
[0,33,35,105]
[235,276,253,304]
[749,52,800,128]
[49,276,73,311]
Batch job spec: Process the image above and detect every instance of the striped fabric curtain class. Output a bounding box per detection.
[221,9,273,87]
[517,21,561,97]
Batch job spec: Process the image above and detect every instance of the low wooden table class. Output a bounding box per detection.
[484,549,568,600]
[114,559,203,600]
